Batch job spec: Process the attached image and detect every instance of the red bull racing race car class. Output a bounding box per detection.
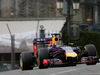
[20,33,99,70]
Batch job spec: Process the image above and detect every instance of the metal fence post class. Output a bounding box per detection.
[11,35,15,70]
[6,24,15,70]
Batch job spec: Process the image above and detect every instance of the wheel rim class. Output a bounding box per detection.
[38,50,40,68]
[20,54,23,70]
[20,57,22,68]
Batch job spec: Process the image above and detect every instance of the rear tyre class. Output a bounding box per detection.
[38,48,49,69]
[20,52,33,70]
[84,44,96,56]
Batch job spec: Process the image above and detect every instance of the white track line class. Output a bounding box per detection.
[50,69,77,75]
[86,73,100,75]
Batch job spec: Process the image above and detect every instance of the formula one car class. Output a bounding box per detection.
[20,33,99,70]
[20,33,78,70]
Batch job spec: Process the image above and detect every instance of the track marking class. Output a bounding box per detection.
[86,73,100,75]
[50,69,77,75]
[99,59,100,61]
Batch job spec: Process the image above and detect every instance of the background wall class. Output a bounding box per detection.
[0,20,65,34]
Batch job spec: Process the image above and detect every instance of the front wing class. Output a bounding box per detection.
[43,58,77,67]
[81,56,99,63]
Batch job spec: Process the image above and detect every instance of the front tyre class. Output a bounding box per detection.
[84,44,97,65]
[84,44,96,56]
[86,62,96,65]
[71,63,77,66]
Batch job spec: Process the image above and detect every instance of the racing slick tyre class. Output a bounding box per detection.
[20,52,33,70]
[86,62,96,65]
[71,63,77,66]
[38,48,49,69]
[84,44,96,56]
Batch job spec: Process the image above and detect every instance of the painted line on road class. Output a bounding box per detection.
[50,69,77,75]
[97,63,100,65]
[86,73,100,75]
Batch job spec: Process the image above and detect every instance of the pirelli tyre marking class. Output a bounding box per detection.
[20,54,23,71]
[38,49,41,68]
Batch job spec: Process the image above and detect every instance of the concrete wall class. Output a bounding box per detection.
[0,20,65,34]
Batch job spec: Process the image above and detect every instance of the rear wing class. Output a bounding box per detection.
[33,38,52,45]
[33,38,52,56]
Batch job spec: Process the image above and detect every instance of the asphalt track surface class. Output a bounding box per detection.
[0,63,100,75]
